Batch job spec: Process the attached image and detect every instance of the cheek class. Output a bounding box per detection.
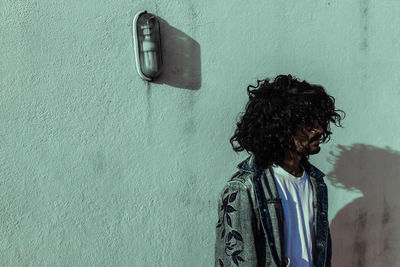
[294,137,308,152]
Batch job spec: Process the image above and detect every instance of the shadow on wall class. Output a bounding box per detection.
[155,17,201,90]
[328,144,400,267]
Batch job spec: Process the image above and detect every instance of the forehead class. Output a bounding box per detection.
[297,120,320,128]
[295,121,323,136]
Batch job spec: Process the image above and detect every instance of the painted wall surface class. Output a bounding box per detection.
[1,0,400,266]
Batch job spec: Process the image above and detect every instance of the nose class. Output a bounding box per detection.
[311,121,323,134]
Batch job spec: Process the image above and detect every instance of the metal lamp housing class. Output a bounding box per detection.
[133,11,163,81]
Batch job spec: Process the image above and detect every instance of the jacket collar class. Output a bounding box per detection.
[300,157,325,180]
[237,154,260,174]
[237,154,325,179]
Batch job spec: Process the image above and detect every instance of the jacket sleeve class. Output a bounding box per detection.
[215,181,258,267]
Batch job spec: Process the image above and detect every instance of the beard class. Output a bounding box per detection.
[296,138,321,156]
[307,143,321,155]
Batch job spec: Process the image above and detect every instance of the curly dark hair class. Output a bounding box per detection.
[230,74,345,169]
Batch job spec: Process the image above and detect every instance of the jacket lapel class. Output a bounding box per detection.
[238,155,284,267]
[263,167,285,266]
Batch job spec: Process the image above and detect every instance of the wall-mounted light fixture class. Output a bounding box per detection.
[133,11,163,81]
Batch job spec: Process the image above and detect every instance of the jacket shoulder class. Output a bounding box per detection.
[222,170,255,193]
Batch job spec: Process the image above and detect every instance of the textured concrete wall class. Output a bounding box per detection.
[1,0,400,266]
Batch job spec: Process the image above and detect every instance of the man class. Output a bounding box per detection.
[215,75,344,267]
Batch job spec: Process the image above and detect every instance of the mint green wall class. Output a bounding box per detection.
[1,0,399,266]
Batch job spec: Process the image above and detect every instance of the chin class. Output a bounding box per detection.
[308,146,321,155]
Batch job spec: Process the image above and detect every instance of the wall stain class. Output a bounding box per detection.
[182,94,197,135]
[146,82,152,120]
[183,117,196,135]
[188,2,199,36]
[93,151,106,175]
[354,209,367,266]
[153,0,159,14]
[354,240,366,266]
[359,0,370,51]
[382,197,390,225]
[356,209,367,230]
[146,82,153,146]
[382,197,391,257]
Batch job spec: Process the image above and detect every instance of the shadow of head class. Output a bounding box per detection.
[154,17,201,90]
[327,143,400,193]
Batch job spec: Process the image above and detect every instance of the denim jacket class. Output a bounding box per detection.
[215,155,331,267]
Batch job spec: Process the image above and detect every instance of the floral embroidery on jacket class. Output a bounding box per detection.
[216,188,245,266]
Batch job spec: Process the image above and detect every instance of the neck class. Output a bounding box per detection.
[279,150,304,177]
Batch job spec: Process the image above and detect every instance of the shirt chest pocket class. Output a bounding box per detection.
[266,198,284,226]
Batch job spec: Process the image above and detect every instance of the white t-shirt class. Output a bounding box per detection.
[271,164,314,267]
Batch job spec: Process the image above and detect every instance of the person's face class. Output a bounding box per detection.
[293,121,324,156]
